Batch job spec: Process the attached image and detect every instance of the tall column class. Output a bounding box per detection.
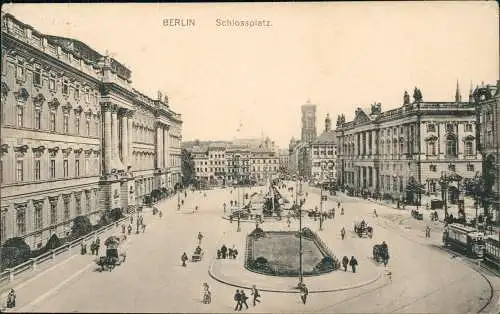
[111,105,124,170]
[156,125,163,169]
[120,113,128,168]
[127,113,134,169]
[163,126,169,170]
[102,104,112,174]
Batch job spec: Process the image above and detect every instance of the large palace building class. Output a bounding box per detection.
[0,12,182,249]
[336,86,482,204]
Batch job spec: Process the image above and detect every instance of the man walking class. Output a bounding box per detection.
[197,232,203,245]
[349,256,358,273]
[234,289,242,311]
[181,252,188,267]
[342,255,349,271]
[341,227,346,240]
[240,290,249,310]
[251,285,261,306]
[300,283,308,304]
[425,225,431,238]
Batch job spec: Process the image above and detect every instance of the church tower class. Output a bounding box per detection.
[301,100,317,143]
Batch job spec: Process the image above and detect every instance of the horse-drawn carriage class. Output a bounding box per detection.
[354,220,373,238]
[411,209,424,220]
[373,242,389,265]
[95,235,127,272]
[192,246,205,262]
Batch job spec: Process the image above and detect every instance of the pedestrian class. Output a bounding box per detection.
[142,224,146,233]
[217,250,221,259]
[234,289,242,311]
[300,283,308,304]
[128,224,132,235]
[159,211,163,218]
[251,285,261,306]
[341,227,346,240]
[228,247,234,259]
[425,225,431,238]
[240,290,249,309]
[95,237,101,255]
[198,232,203,245]
[181,199,184,206]
[202,282,211,304]
[221,244,227,259]
[6,289,16,308]
[341,207,344,215]
[130,215,134,224]
[195,205,199,212]
[181,252,188,267]
[80,239,87,255]
[349,256,358,273]
[342,255,349,271]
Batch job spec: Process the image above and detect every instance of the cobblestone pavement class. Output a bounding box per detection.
[5,184,497,313]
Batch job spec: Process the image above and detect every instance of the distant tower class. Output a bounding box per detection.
[325,113,332,132]
[469,81,474,102]
[455,80,462,102]
[301,100,317,143]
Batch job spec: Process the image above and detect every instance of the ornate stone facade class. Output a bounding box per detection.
[336,87,481,204]
[310,114,337,185]
[474,81,500,223]
[0,12,182,248]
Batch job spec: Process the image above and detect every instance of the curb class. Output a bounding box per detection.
[208,256,383,294]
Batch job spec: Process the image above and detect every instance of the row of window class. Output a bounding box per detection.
[15,104,99,136]
[16,58,97,104]
[5,155,99,183]
[342,136,474,157]
[4,190,98,238]
[426,123,473,133]
[196,166,279,173]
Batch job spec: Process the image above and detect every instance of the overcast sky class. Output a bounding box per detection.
[4,2,498,148]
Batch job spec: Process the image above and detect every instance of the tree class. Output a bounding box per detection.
[71,215,93,239]
[406,176,425,205]
[181,148,196,186]
[1,237,31,271]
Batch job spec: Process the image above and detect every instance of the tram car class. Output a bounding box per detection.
[442,223,485,258]
[483,234,500,270]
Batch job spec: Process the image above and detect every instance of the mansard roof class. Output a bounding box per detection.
[313,129,337,145]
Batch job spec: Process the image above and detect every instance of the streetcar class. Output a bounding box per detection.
[483,234,500,270]
[442,223,485,258]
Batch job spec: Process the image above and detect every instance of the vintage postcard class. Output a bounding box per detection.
[0,2,499,313]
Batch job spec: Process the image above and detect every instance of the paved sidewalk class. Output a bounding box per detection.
[0,205,162,313]
[209,220,382,293]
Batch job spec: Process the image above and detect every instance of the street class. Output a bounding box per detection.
[11,184,497,313]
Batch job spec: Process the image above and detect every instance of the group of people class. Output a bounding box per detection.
[233,285,261,310]
[341,255,359,273]
[217,244,238,259]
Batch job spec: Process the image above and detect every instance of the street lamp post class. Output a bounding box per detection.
[298,191,303,287]
[319,186,323,231]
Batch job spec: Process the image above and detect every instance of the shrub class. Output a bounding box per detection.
[109,208,124,222]
[71,216,93,239]
[1,237,31,271]
[45,234,62,250]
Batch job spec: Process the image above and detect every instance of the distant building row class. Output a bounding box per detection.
[186,138,281,186]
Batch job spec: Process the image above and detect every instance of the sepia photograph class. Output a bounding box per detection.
[0,2,499,313]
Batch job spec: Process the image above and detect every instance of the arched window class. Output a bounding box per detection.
[446,135,457,156]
